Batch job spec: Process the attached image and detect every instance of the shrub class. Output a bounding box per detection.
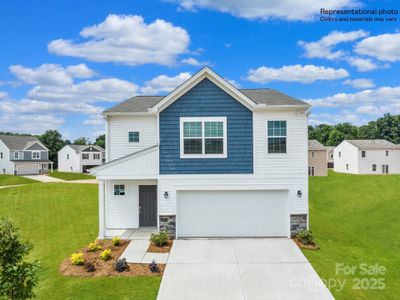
[148,259,159,273]
[112,236,121,247]
[115,258,128,272]
[84,262,96,272]
[297,230,314,245]
[87,242,102,252]
[150,231,169,247]
[99,249,112,261]
[0,217,40,300]
[70,252,85,266]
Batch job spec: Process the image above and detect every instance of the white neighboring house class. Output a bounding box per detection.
[334,140,400,174]
[58,144,105,173]
[91,67,310,239]
[0,135,53,175]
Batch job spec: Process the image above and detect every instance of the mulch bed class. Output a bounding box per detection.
[60,239,165,277]
[147,240,173,253]
[292,237,320,250]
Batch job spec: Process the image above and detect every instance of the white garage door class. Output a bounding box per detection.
[177,190,289,238]
[17,164,39,175]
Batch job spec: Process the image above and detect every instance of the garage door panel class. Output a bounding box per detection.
[17,164,39,175]
[177,190,288,238]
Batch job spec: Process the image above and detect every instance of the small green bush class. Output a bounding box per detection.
[70,252,84,265]
[297,230,314,245]
[87,242,102,252]
[99,249,112,261]
[112,236,121,246]
[150,231,169,247]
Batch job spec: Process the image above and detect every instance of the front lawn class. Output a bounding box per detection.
[48,171,96,181]
[0,174,38,186]
[306,171,400,300]
[0,184,161,299]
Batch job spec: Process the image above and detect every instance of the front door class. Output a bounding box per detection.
[139,185,157,226]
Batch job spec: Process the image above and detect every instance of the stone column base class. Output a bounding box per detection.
[290,214,308,237]
[159,215,176,239]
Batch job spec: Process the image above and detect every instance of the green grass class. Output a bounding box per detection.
[0,184,161,300]
[305,171,400,300]
[48,171,96,181]
[0,174,38,186]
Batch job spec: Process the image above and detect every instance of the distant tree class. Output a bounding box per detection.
[39,130,65,168]
[359,121,378,140]
[0,218,40,300]
[334,122,359,140]
[94,134,105,149]
[327,128,346,146]
[308,124,333,145]
[65,140,71,145]
[376,113,400,144]
[73,137,89,145]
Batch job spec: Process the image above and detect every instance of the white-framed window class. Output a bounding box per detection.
[267,120,287,154]
[14,152,19,159]
[311,151,314,158]
[93,153,100,160]
[339,151,341,158]
[386,150,389,156]
[361,150,366,158]
[180,117,227,158]
[330,153,333,159]
[82,153,89,160]
[67,154,69,160]
[32,151,40,159]
[372,164,377,171]
[346,164,349,170]
[114,184,125,196]
[0,152,3,159]
[128,131,139,143]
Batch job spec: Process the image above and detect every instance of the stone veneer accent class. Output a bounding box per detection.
[290,214,308,237]
[159,215,176,239]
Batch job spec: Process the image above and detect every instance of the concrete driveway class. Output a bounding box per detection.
[157,239,334,300]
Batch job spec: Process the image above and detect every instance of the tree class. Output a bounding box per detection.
[94,134,105,149]
[376,113,400,144]
[73,137,89,145]
[359,121,378,140]
[39,130,65,168]
[327,128,346,146]
[0,218,40,300]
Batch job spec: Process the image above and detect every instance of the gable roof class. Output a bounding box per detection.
[103,67,309,114]
[308,140,327,151]
[67,144,105,153]
[345,139,400,150]
[0,135,48,151]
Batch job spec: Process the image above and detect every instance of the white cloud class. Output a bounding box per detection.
[246,64,349,84]
[309,111,363,125]
[170,0,359,21]
[140,72,191,94]
[355,33,400,62]
[298,30,368,60]
[346,57,379,72]
[9,63,95,86]
[48,14,190,66]
[0,112,64,134]
[28,78,139,102]
[343,78,375,89]
[181,57,208,66]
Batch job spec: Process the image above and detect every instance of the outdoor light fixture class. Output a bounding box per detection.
[297,190,302,197]
[164,191,169,199]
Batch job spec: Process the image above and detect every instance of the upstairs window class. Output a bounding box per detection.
[267,121,287,154]
[311,151,315,158]
[67,154,69,160]
[0,152,3,159]
[114,184,125,196]
[32,151,40,159]
[386,151,389,156]
[180,117,227,158]
[82,153,89,160]
[361,151,366,158]
[14,152,19,159]
[339,151,341,158]
[330,153,333,159]
[128,131,139,143]
[93,153,100,160]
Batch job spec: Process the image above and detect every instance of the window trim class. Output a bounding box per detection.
[128,131,140,143]
[82,153,89,160]
[93,153,100,160]
[179,117,227,159]
[113,184,125,196]
[32,151,40,160]
[266,120,288,155]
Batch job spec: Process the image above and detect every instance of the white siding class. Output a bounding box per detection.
[80,151,103,170]
[108,115,158,160]
[0,140,13,174]
[334,141,359,174]
[58,146,80,172]
[358,149,400,174]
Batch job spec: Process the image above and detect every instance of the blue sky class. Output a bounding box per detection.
[0,0,399,141]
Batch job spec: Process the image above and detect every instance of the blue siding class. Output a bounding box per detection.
[159,78,253,174]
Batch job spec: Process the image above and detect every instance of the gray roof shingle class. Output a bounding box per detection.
[308,140,327,151]
[346,139,400,150]
[103,88,308,114]
[0,135,42,150]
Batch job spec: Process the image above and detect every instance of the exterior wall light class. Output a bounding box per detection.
[297,190,302,198]
[164,191,169,199]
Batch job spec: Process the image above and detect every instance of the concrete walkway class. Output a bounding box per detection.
[0,184,27,189]
[119,240,169,264]
[157,239,334,300]
[22,175,97,184]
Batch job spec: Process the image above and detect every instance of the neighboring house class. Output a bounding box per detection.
[92,67,310,239]
[58,144,105,173]
[308,140,328,176]
[326,146,335,168]
[0,135,53,175]
[334,139,400,174]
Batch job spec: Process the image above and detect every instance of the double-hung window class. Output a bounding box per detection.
[267,121,287,154]
[32,151,40,159]
[14,152,19,159]
[93,153,100,160]
[82,153,89,160]
[180,117,227,158]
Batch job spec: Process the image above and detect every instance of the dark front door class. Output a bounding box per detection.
[139,185,157,226]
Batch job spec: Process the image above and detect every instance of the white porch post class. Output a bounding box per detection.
[50,163,53,173]
[98,179,105,239]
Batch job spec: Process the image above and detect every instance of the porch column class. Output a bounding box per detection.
[50,163,53,173]
[98,179,105,239]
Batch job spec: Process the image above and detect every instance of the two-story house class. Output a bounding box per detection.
[0,135,53,175]
[334,139,400,174]
[92,68,310,239]
[58,144,105,173]
[308,140,328,176]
